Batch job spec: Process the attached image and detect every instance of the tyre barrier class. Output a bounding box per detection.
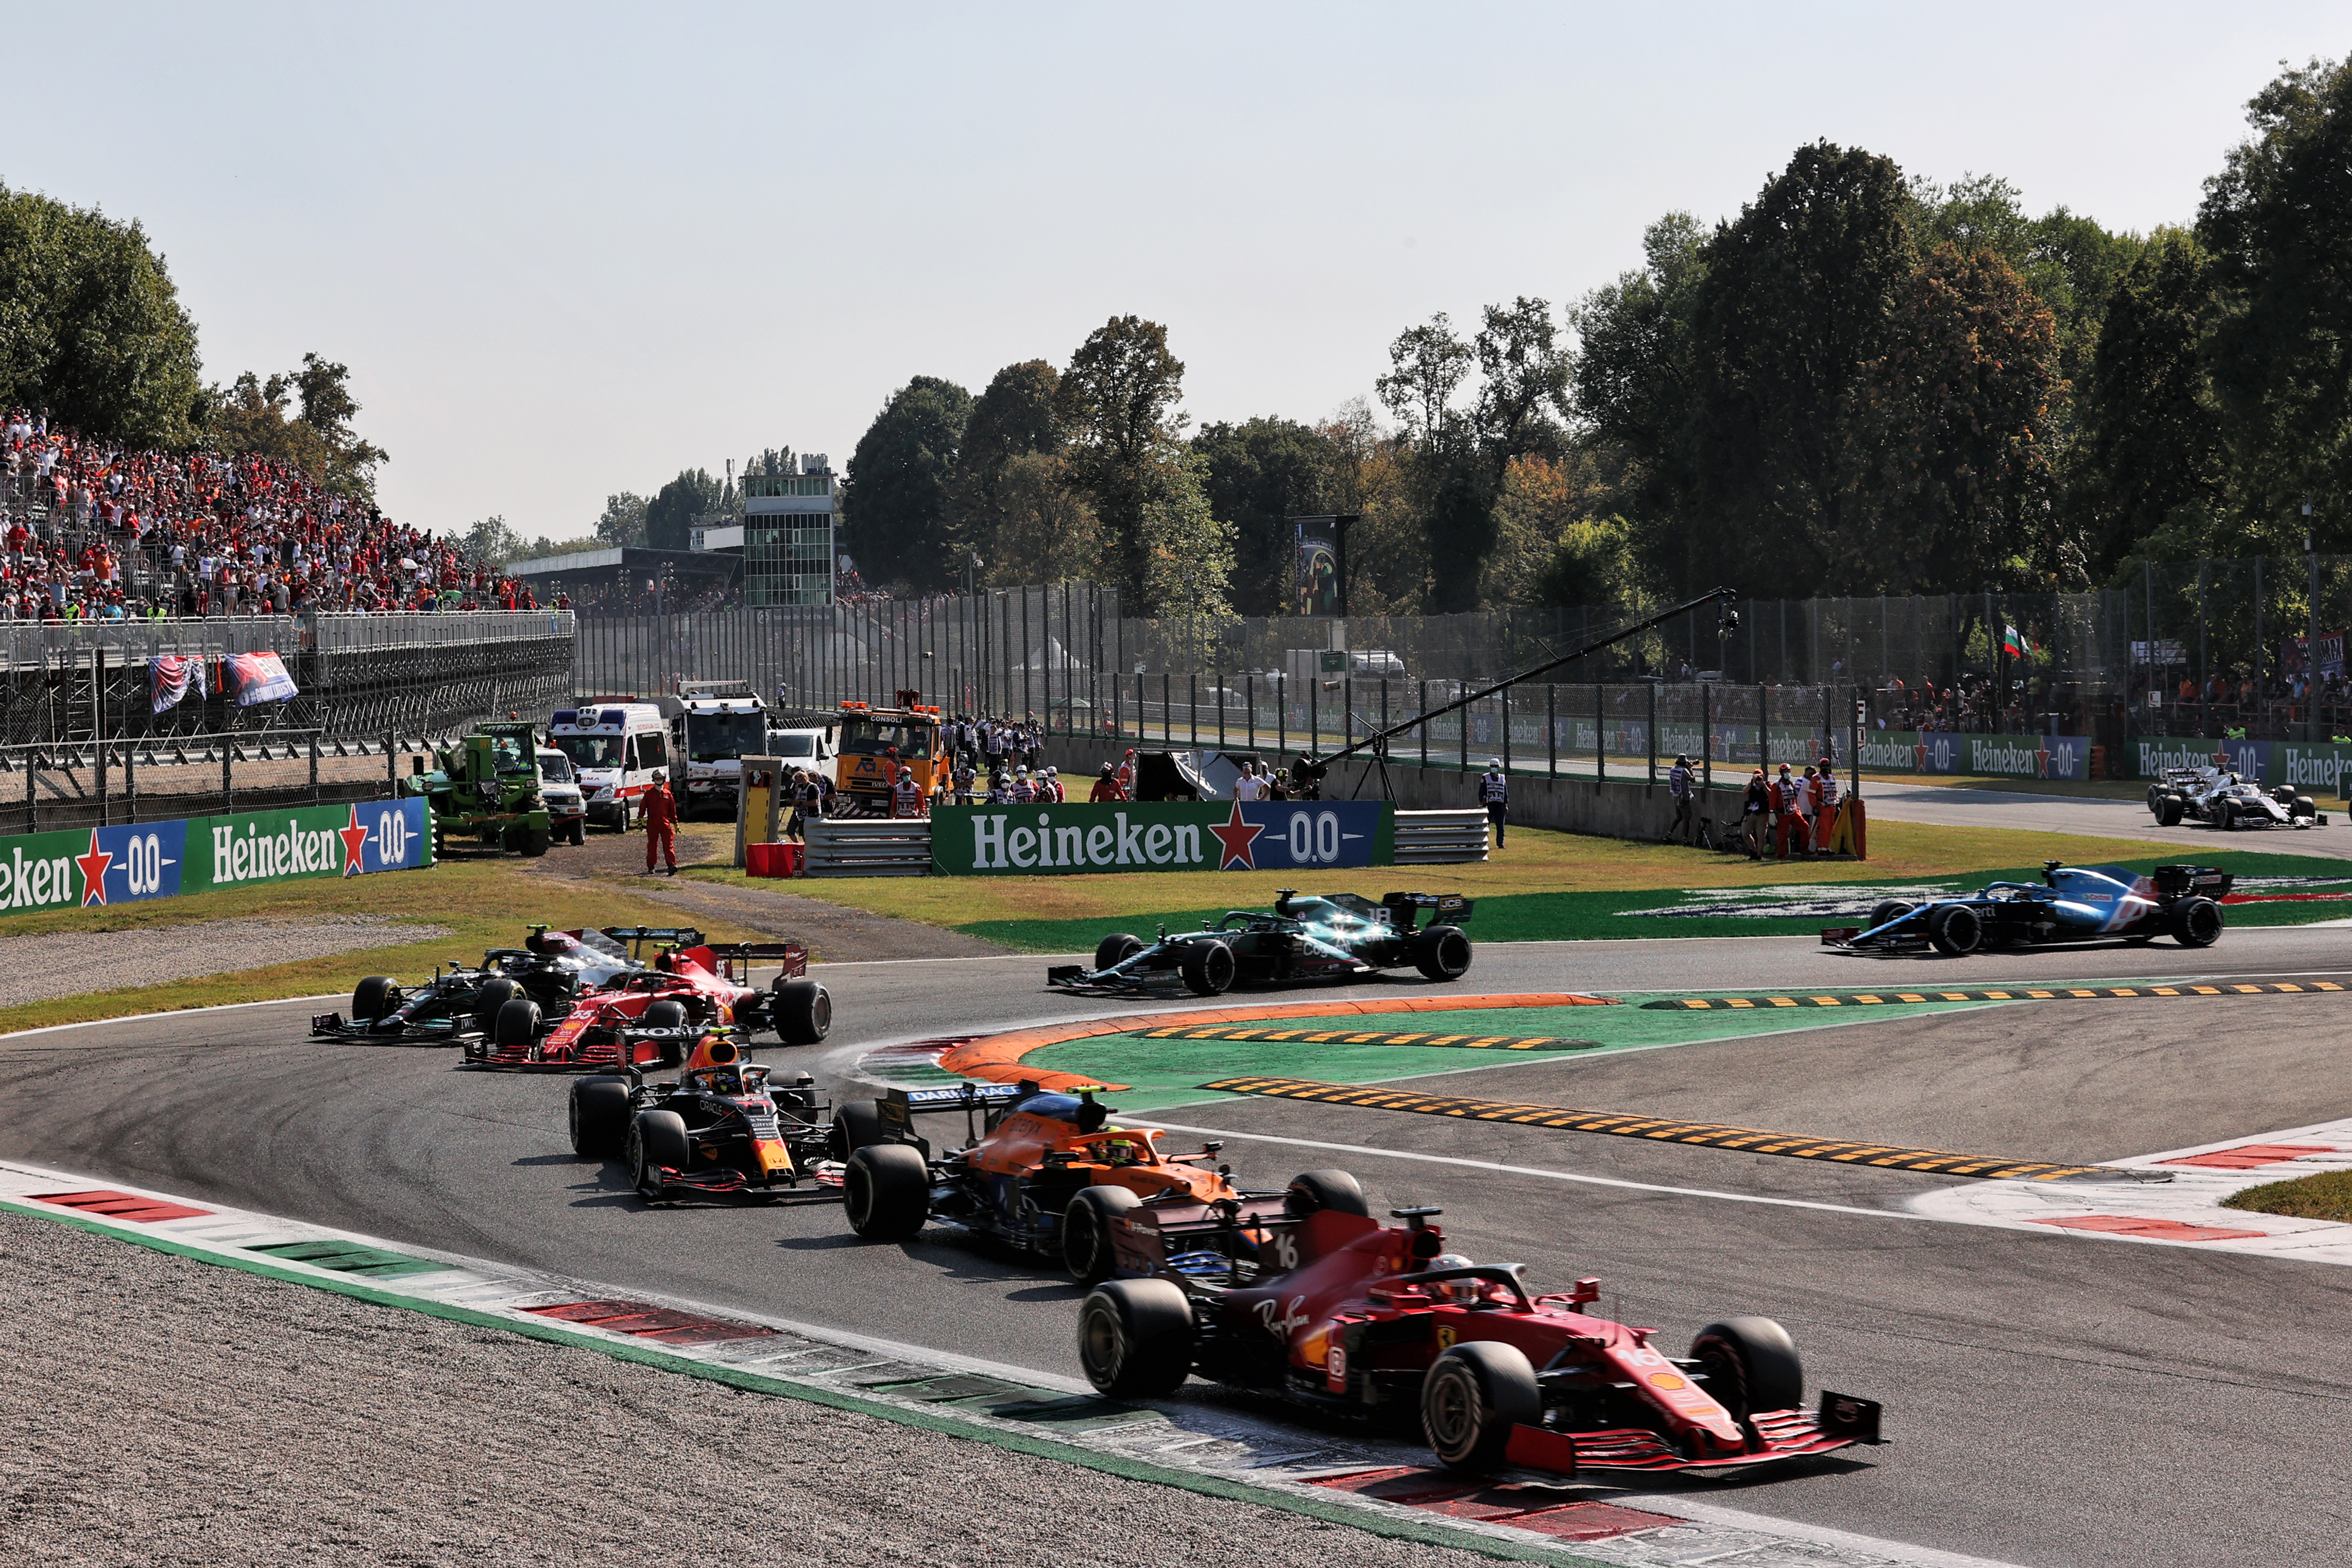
[803,818,932,877]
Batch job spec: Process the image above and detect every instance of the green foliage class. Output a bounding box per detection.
[841,376,972,590]
[1136,442,1236,636]
[1191,416,1340,615]
[595,491,650,549]
[463,515,522,569]
[1059,317,1186,598]
[2079,229,2224,569]
[208,353,388,500]
[983,452,1102,585]
[645,468,729,552]
[0,184,203,446]
[2198,53,2352,541]
[741,446,796,479]
[946,361,1062,577]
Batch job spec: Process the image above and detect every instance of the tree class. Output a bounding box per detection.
[0,184,203,446]
[741,446,796,480]
[1681,141,1917,597]
[595,491,650,548]
[841,376,972,589]
[1059,318,1185,597]
[464,515,522,570]
[1135,442,1236,638]
[1374,315,1472,442]
[2198,53,2352,537]
[645,468,728,552]
[207,352,389,499]
[984,453,1102,585]
[946,361,1062,574]
[1316,400,1429,613]
[1192,417,1341,615]
[1470,297,1573,469]
[2078,229,2225,571]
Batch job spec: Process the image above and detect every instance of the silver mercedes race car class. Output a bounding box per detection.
[2147,766,2325,830]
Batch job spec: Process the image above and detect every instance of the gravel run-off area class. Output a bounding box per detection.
[0,1211,1500,1568]
[0,916,450,1008]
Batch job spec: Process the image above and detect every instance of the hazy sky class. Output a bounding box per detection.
[5,4,2343,542]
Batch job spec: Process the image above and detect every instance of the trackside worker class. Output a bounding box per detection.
[1742,767,1770,858]
[1814,756,1841,854]
[643,769,679,875]
[1090,762,1125,802]
[1772,764,1805,861]
[1667,753,1694,845]
[890,764,926,818]
[1479,759,1510,848]
[1115,749,1137,796]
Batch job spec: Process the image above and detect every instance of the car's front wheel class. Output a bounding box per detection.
[1927,902,1983,956]
[1094,933,1145,972]
[1179,940,1236,996]
[352,975,400,1023]
[1692,1316,1805,1418]
[1867,900,1914,932]
[1422,1341,1541,1471]
[625,1109,692,1200]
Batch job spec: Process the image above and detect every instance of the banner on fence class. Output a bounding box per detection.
[1848,731,2088,781]
[227,650,299,706]
[150,655,205,715]
[0,798,433,916]
[933,800,1393,876]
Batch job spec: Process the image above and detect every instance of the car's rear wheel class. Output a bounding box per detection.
[772,977,831,1045]
[625,1109,692,1199]
[1094,933,1145,973]
[1076,1279,1194,1397]
[1927,903,1982,956]
[472,976,521,1036]
[844,1145,930,1239]
[2156,794,2184,827]
[1062,1184,1139,1285]
[1178,940,1236,996]
[2219,802,2238,830]
[1422,1341,1541,1471]
[1692,1317,1804,1418]
[639,998,691,1065]
[1411,925,1473,982]
[493,996,541,1048]
[1867,900,1914,932]
[569,1076,631,1157]
[2171,895,2223,948]
[2296,795,2317,819]
[829,1100,885,1161]
[1283,1168,1369,1220]
[352,976,399,1022]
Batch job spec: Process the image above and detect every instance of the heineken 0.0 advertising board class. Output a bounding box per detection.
[933,801,1393,876]
[0,797,433,916]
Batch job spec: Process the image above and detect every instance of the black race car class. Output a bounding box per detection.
[1047,890,1473,997]
[569,1032,839,1202]
[313,925,650,1043]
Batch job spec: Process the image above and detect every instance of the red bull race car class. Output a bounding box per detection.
[1820,861,2231,956]
[1078,1201,1881,1477]
[453,927,833,1069]
[569,1030,842,1202]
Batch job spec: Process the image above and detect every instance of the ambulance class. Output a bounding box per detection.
[548,700,671,829]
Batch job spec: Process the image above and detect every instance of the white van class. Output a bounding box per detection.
[766,725,838,776]
[548,701,670,829]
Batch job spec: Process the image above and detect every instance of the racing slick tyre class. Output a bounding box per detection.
[1692,1317,1804,1418]
[829,1100,885,1161]
[569,1076,631,1157]
[1927,903,1983,957]
[472,976,523,1036]
[1076,1278,1194,1398]
[1178,940,1236,997]
[2219,802,2239,831]
[1867,900,1914,932]
[2171,895,2224,948]
[1410,925,1473,982]
[2156,794,2184,827]
[1422,1341,1542,1472]
[844,1144,930,1239]
[772,977,832,1046]
[351,976,400,1023]
[626,1109,692,1200]
[2296,795,2317,820]
[1062,1185,1140,1286]
[493,996,541,1049]
[638,998,691,1065]
[1094,933,1146,972]
[1283,1168,1370,1219]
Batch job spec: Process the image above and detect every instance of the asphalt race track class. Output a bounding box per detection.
[1863,778,2352,861]
[9,929,2352,1567]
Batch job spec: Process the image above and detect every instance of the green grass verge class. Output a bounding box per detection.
[2222,1168,2352,1223]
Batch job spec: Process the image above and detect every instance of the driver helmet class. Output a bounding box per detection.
[1426,1253,1482,1305]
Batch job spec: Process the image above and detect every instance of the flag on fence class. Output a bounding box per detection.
[2000,625,2034,659]
[226,651,299,707]
[150,655,205,714]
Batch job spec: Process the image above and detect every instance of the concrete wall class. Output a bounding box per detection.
[1041,734,1747,843]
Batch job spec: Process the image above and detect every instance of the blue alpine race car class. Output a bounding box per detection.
[1821,861,2232,956]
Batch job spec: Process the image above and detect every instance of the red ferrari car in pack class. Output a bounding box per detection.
[1078,1200,1881,1477]
[459,926,833,1070]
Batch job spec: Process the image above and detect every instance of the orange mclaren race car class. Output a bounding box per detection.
[459,926,832,1070]
[835,1081,1354,1285]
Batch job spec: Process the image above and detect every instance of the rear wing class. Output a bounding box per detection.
[1382,891,1474,926]
[2153,864,2234,900]
[600,925,707,957]
[876,1080,1027,1148]
[1109,1201,1378,1283]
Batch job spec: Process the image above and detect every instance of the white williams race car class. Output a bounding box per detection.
[2147,766,2325,830]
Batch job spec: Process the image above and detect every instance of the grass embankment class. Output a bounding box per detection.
[2223,1169,2352,1224]
[678,818,2228,951]
[0,855,756,1037]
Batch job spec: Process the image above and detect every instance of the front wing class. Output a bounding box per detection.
[1503,1393,1883,1476]
[311,1011,469,1043]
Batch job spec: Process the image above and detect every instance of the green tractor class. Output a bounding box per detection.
[402,720,554,858]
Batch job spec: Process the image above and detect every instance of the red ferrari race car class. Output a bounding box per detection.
[459,926,833,1070]
[1078,1202,1882,1478]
